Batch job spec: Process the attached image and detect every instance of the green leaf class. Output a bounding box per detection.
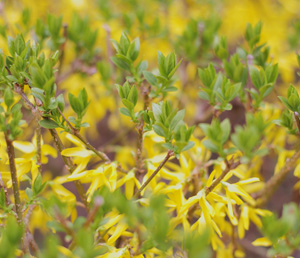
[39,119,59,129]
[25,188,33,199]
[203,139,219,153]
[111,39,122,53]
[168,58,182,78]
[8,36,15,56]
[111,56,131,71]
[33,174,42,195]
[143,71,157,86]
[181,141,195,152]
[278,96,293,111]
[120,107,131,117]
[165,52,176,75]
[122,98,134,110]
[80,122,90,128]
[288,94,300,111]
[157,51,167,77]
[153,124,166,137]
[152,102,162,121]
[15,35,25,55]
[4,88,14,109]
[30,65,46,89]
[221,119,231,144]
[266,63,278,83]
[56,94,65,112]
[78,89,88,110]
[120,32,130,55]
[250,66,263,89]
[69,93,82,114]
[127,85,138,106]
[127,38,140,62]
[170,109,185,130]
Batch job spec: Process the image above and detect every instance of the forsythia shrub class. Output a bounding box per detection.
[1,0,300,258]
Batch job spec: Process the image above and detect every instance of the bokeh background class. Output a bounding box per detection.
[1,0,300,257]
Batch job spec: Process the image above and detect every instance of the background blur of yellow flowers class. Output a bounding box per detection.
[0,0,300,257]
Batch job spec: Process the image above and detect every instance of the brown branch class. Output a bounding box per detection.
[0,172,11,207]
[135,83,151,179]
[57,107,127,173]
[134,150,174,198]
[103,126,134,146]
[58,23,68,75]
[5,134,22,224]
[14,84,35,110]
[84,196,103,228]
[14,84,89,210]
[49,128,89,211]
[205,158,241,196]
[135,121,144,177]
[238,239,267,257]
[55,210,76,240]
[56,59,97,84]
[103,24,114,69]
[246,54,254,113]
[294,112,300,133]
[23,205,39,255]
[254,145,300,207]
[33,101,42,173]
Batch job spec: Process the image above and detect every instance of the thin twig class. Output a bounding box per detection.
[134,150,174,198]
[49,127,89,210]
[14,84,35,110]
[55,210,76,240]
[103,126,134,146]
[135,121,144,177]
[103,24,115,79]
[254,145,300,207]
[57,107,127,173]
[205,158,241,196]
[135,83,151,179]
[34,108,42,173]
[84,196,103,228]
[238,239,267,257]
[24,205,39,255]
[0,172,11,207]
[14,84,89,210]
[58,24,68,75]
[5,134,22,224]
[246,54,254,113]
[294,112,300,133]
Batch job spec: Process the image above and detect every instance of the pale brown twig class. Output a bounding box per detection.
[254,145,300,207]
[134,150,174,198]
[205,158,241,196]
[4,133,22,224]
